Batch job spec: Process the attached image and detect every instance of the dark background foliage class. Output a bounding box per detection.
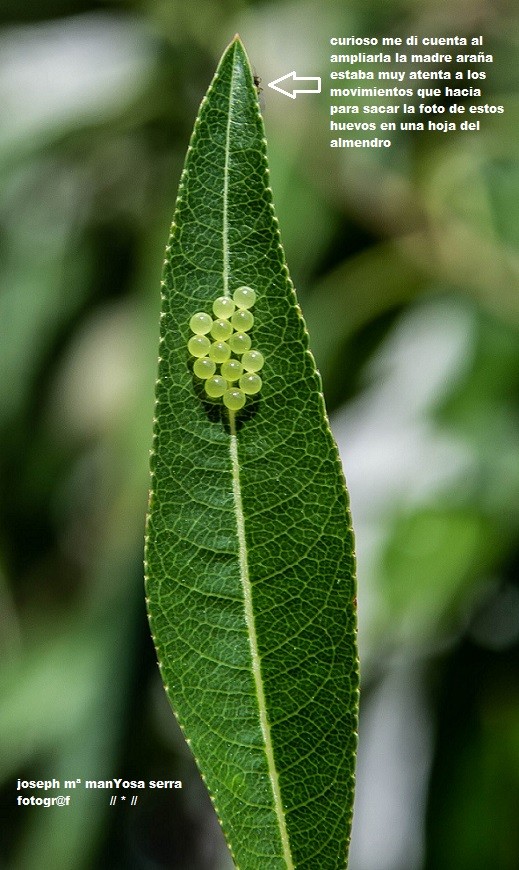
[0,1,518,868]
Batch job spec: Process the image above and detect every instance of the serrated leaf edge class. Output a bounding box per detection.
[144,36,356,870]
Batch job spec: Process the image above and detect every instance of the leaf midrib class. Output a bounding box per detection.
[224,42,294,870]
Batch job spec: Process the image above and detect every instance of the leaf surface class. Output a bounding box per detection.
[145,36,358,869]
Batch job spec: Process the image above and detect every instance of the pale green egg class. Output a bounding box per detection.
[193,357,217,379]
[233,286,256,309]
[220,359,244,382]
[231,309,254,332]
[188,335,211,358]
[189,293,263,409]
[189,311,212,335]
[212,296,235,319]
[208,341,231,363]
[210,318,233,341]
[223,388,246,411]
[228,332,252,354]
[241,350,264,372]
[239,373,262,395]
[205,376,227,398]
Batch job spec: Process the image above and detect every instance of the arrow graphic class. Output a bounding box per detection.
[267,71,321,100]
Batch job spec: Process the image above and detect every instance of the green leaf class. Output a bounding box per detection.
[145,36,358,869]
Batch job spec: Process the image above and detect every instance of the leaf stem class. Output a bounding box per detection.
[228,411,294,869]
[222,48,234,297]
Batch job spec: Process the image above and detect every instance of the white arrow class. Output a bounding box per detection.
[267,71,321,100]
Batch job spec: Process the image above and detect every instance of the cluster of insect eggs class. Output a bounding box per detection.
[188,286,264,411]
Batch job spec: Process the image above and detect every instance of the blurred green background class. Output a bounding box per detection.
[1,1,518,868]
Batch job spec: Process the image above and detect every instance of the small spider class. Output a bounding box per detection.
[253,72,266,110]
